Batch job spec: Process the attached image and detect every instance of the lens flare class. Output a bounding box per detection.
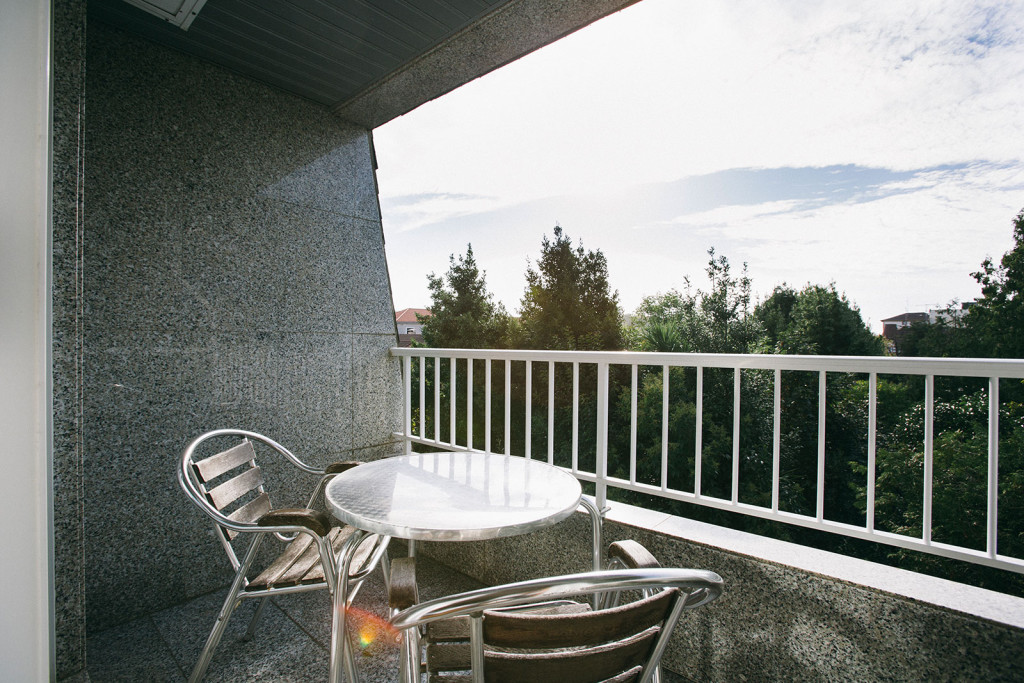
[343,606,401,653]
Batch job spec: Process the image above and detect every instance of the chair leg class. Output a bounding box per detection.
[241,597,270,641]
[190,535,263,683]
[397,621,420,683]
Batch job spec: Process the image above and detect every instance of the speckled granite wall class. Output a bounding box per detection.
[81,19,401,632]
[52,0,87,678]
[419,507,1024,681]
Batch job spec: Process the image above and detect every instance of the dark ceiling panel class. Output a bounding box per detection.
[89,0,510,107]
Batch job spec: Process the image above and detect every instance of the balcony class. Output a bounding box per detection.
[21,3,1024,681]
[85,348,1024,681]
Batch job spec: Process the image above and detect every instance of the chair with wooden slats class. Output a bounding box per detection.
[388,540,723,683]
[178,428,391,682]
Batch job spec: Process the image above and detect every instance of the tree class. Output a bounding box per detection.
[965,208,1024,358]
[755,283,882,356]
[518,226,622,350]
[627,249,762,354]
[421,244,510,348]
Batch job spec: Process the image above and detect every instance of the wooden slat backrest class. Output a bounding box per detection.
[194,440,257,483]
[223,491,271,540]
[483,588,675,649]
[226,492,271,525]
[483,625,660,683]
[207,466,264,511]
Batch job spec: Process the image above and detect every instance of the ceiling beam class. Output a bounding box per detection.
[333,0,642,129]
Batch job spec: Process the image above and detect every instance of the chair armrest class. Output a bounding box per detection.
[389,557,420,610]
[390,568,724,632]
[608,540,660,569]
[325,461,362,475]
[257,508,332,537]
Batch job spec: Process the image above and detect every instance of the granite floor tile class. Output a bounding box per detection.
[86,549,689,682]
[86,614,184,682]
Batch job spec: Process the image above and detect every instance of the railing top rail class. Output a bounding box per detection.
[390,347,1024,378]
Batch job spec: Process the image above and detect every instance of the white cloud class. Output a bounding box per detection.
[382,193,501,233]
[375,0,1024,206]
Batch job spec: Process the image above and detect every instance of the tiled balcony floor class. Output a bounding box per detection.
[85,549,690,682]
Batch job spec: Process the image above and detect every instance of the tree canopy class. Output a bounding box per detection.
[420,244,510,348]
[518,226,622,350]
[627,249,762,354]
[754,283,883,356]
[965,208,1024,358]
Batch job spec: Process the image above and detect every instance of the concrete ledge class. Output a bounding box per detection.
[604,500,1024,631]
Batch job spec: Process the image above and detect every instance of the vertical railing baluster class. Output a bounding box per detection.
[987,376,1000,558]
[525,361,532,460]
[630,364,638,486]
[434,355,440,443]
[504,359,511,456]
[732,368,741,505]
[419,355,426,441]
[816,370,826,522]
[596,362,609,509]
[485,360,492,454]
[923,374,934,544]
[450,357,456,447]
[695,365,703,498]
[403,354,412,454]
[867,372,877,532]
[548,361,555,466]
[772,368,781,513]
[467,358,474,451]
[572,362,580,472]
[662,365,670,490]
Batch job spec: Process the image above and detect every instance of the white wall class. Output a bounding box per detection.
[0,0,54,679]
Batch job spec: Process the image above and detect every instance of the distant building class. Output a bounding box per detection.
[880,302,975,353]
[880,312,930,341]
[396,308,431,347]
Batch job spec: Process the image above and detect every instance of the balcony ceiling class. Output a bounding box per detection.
[89,0,641,128]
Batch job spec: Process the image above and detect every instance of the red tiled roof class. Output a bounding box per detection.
[395,307,431,323]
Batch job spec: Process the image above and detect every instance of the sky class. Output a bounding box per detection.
[373,0,1024,333]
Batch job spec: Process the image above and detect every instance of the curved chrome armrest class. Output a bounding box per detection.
[390,567,723,632]
[305,462,362,510]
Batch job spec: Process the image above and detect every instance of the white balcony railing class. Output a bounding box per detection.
[391,347,1024,575]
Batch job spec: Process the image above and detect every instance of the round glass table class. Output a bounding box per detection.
[324,452,587,682]
[325,451,583,541]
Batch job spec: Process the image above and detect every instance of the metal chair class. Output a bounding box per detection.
[178,428,391,682]
[388,540,723,683]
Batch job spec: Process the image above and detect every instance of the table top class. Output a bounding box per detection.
[324,452,582,542]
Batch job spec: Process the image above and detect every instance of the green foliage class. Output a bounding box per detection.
[754,285,798,348]
[627,249,762,354]
[644,321,684,353]
[895,315,972,358]
[854,391,1024,592]
[966,208,1024,358]
[518,226,623,350]
[755,283,883,356]
[421,244,511,349]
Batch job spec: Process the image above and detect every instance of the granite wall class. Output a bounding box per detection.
[418,504,1024,681]
[79,19,401,634]
[52,0,88,677]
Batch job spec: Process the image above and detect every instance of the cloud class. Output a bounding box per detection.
[375,0,1024,205]
[380,192,501,233]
